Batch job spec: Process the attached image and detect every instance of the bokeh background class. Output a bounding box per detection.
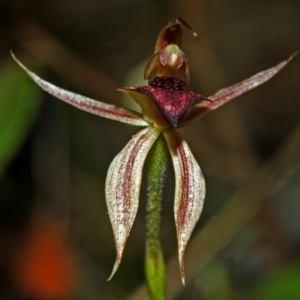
[1,0,300,299]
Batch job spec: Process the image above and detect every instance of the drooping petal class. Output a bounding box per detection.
[11,52,148,127]
[163,129,205,284]
[105,127,161,280]
[180,51,298,126]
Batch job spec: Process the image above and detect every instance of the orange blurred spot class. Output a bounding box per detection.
[11,216,77,299]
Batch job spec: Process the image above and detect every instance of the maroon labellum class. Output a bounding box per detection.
[135,82,205,127]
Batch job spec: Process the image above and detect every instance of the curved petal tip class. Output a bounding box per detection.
[107,252,122,281]
[179,251,186,285]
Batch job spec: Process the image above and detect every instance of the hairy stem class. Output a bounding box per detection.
[145,133,168,300]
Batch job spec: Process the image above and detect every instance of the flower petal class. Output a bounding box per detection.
[163,129,205,284]
[11,52,148,127]
[118,87,169,129]
[105,127,161,280]
[180,51,298,126]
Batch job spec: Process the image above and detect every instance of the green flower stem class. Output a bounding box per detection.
[145,133,168,300]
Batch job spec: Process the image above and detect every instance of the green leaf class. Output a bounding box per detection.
[255,264,300,300]
[0,58,42,177]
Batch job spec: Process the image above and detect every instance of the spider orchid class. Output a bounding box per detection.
[12,18,296,285]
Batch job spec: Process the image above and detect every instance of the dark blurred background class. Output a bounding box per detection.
[0,0,300,299]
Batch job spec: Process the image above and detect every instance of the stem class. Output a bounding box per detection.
[145,133,168,300]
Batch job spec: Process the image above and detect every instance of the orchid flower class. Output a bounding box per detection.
[12,18,296,286]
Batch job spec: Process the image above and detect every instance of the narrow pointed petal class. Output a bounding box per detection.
[180,51,298,126]
[105,127,161,280]
[163,129,205,284]
[11,52,148,127]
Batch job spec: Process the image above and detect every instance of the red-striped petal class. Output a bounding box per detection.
[180,52,298,126]
[163,129,205,284]
[11,52,148,127]
[105,127,161,279]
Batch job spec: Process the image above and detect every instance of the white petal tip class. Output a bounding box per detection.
[181,276,186,286]
[180,267,186,285]
[11,52,34,78]
[107,253,122,281]
[289,51,299,61]
[11,52,26,70]
[179,251,186,285]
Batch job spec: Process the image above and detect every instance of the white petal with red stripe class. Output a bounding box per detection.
[164,129,205,284]
[181,52,297,125]
[106,127,161,279]
[12,53,148,127]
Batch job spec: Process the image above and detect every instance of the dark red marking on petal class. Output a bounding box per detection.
[71,101,140,120]
[38,79,139,120]
[181,52,298,125]
[119,133,148,226]
[135,85,205,127]
[178,143,191,227]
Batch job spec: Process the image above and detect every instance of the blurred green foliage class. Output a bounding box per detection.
[256,264,300,300]
[0,59,41,177]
